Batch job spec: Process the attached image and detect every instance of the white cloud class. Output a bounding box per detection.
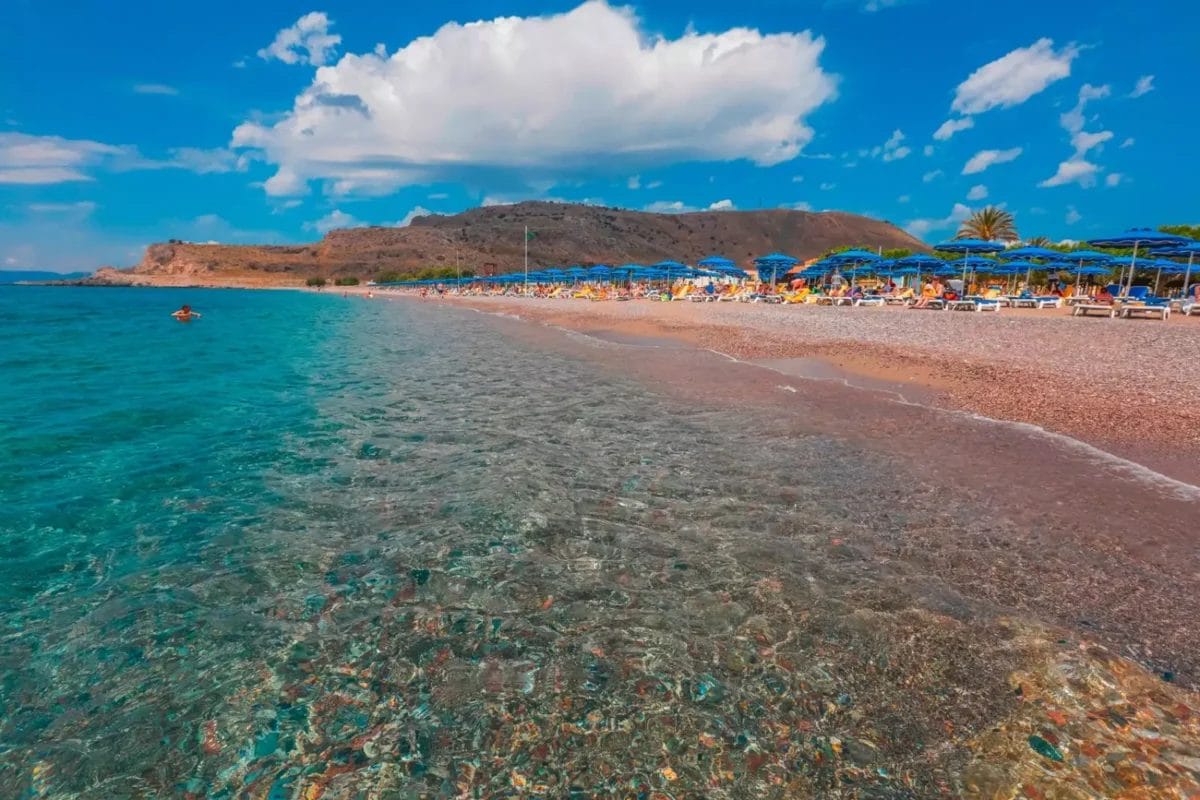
[708,199,735,210]
[922,169,943,183]
[791,175,804,183]
[258,11,341,66]
[1065,206,1081,225]
[1129,74,1155,98]
[933,117,973,141]
[785,200,813,211]
[643,200,695,213]
[1059,83,1110,137]
[819,182,836,190]
[0,132,126,184]
[627,175,641,190]
[1038,158,1099,188]
[966,184,988,201]
[168,147,243,174]
[26,201,97,216]
[646,180,662,189]
[860,129,909,162]
[305,209,363,233]
[1105,173,1123,187]
[1042,84,1112,189]
[904,202,972,238]
[233,2,838,197]
[396,206,431,226]
[962,147,1022,175]
[1120,137,1135,149]
[233,59,247,69]
[897,194,910,203]
[951,39,1078,116]
[923,144,934,157]
[133,83,179,96]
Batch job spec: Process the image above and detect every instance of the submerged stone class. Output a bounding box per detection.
[1028,735,1064,762]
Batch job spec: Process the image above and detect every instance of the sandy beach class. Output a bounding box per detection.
[429,295,1200,485]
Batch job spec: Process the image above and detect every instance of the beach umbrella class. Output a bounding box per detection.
[1151,242,1200,299]
[893,254,944,288]
[935,238,1006,284]
[1087,228,1188,295]
[753,253,799,286]
[826,249,881,265]
[698,256,736,269]
[999,245,1059,261]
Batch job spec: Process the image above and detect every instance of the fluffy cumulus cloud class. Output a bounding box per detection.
[922,169,943,183]
[643,200,694,213]
[951,39,1078,116]
[258,12,342,66]
[904,202,972,239]
[966,184,988,201]
[396,206,431,226]
[1065,206,1082,225]
[708,199,735,210]
[962,147,1022,175]
[233,2,838,197]
[933,117,973,142]
[306,208,362,233]
[1129,74,1155,98]
[1105,173,1123,187]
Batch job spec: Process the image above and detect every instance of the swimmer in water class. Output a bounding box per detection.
[171,304,202,322]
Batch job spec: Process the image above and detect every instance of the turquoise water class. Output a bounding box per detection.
[0,287,1194,798]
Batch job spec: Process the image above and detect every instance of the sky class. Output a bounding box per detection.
[1,0,1195,271]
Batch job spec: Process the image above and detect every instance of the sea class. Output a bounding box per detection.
[2,286,1199,798]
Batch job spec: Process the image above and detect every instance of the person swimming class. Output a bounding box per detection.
[171,304,201,322]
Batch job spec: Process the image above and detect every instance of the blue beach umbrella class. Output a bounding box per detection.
[1087,228,1188,294]
[999,245,1059,261]
[753,253,799,285]
[936,238,1005,284]
[1151,241,1200,298]
[698,256,736,269]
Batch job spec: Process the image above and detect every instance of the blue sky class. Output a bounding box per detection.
[1,0,1194,270]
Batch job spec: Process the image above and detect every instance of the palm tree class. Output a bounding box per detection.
[1025,235,1053,248]
[957,206,1018,241]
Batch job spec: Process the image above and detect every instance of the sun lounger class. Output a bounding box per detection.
[1183,302,1200,316]
[854,296,887,307]
[1120,304,1170,320]
[1065,295,1093,306]
[1072,303,1117,318]
[947,299,977,311]
[1012,296,1062,309]
[884,295,912,306]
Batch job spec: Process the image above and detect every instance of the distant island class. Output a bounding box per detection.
[86,202,928,288]
[0,270,92,284]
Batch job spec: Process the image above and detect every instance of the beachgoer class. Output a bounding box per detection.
[171,304,201,322]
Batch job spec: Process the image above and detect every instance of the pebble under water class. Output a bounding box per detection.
[2,288,1199,798]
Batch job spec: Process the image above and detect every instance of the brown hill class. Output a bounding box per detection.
[96,202,928,286]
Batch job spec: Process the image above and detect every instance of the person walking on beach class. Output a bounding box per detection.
[171,304,201,322]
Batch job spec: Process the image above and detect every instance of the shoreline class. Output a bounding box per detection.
[435,294,1200,486]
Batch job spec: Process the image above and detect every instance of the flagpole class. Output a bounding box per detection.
[524,225,529,296]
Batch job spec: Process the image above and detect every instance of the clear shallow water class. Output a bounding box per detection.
[0,288,1193,798]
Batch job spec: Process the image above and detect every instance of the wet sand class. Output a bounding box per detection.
[439,296,1200,487]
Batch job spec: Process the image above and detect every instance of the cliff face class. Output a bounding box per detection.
[101,202,928,285]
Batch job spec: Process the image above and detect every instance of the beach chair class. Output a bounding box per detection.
[854,295,886,307]
[1120,303,1170,320]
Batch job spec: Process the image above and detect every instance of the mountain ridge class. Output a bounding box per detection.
[92,202,929,286]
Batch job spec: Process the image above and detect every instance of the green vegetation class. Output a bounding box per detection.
[957,206,1018,241]
[334,277,360,286]
[375,267,478,283]
[305,277,327,287]
[1160,224,1200,240]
